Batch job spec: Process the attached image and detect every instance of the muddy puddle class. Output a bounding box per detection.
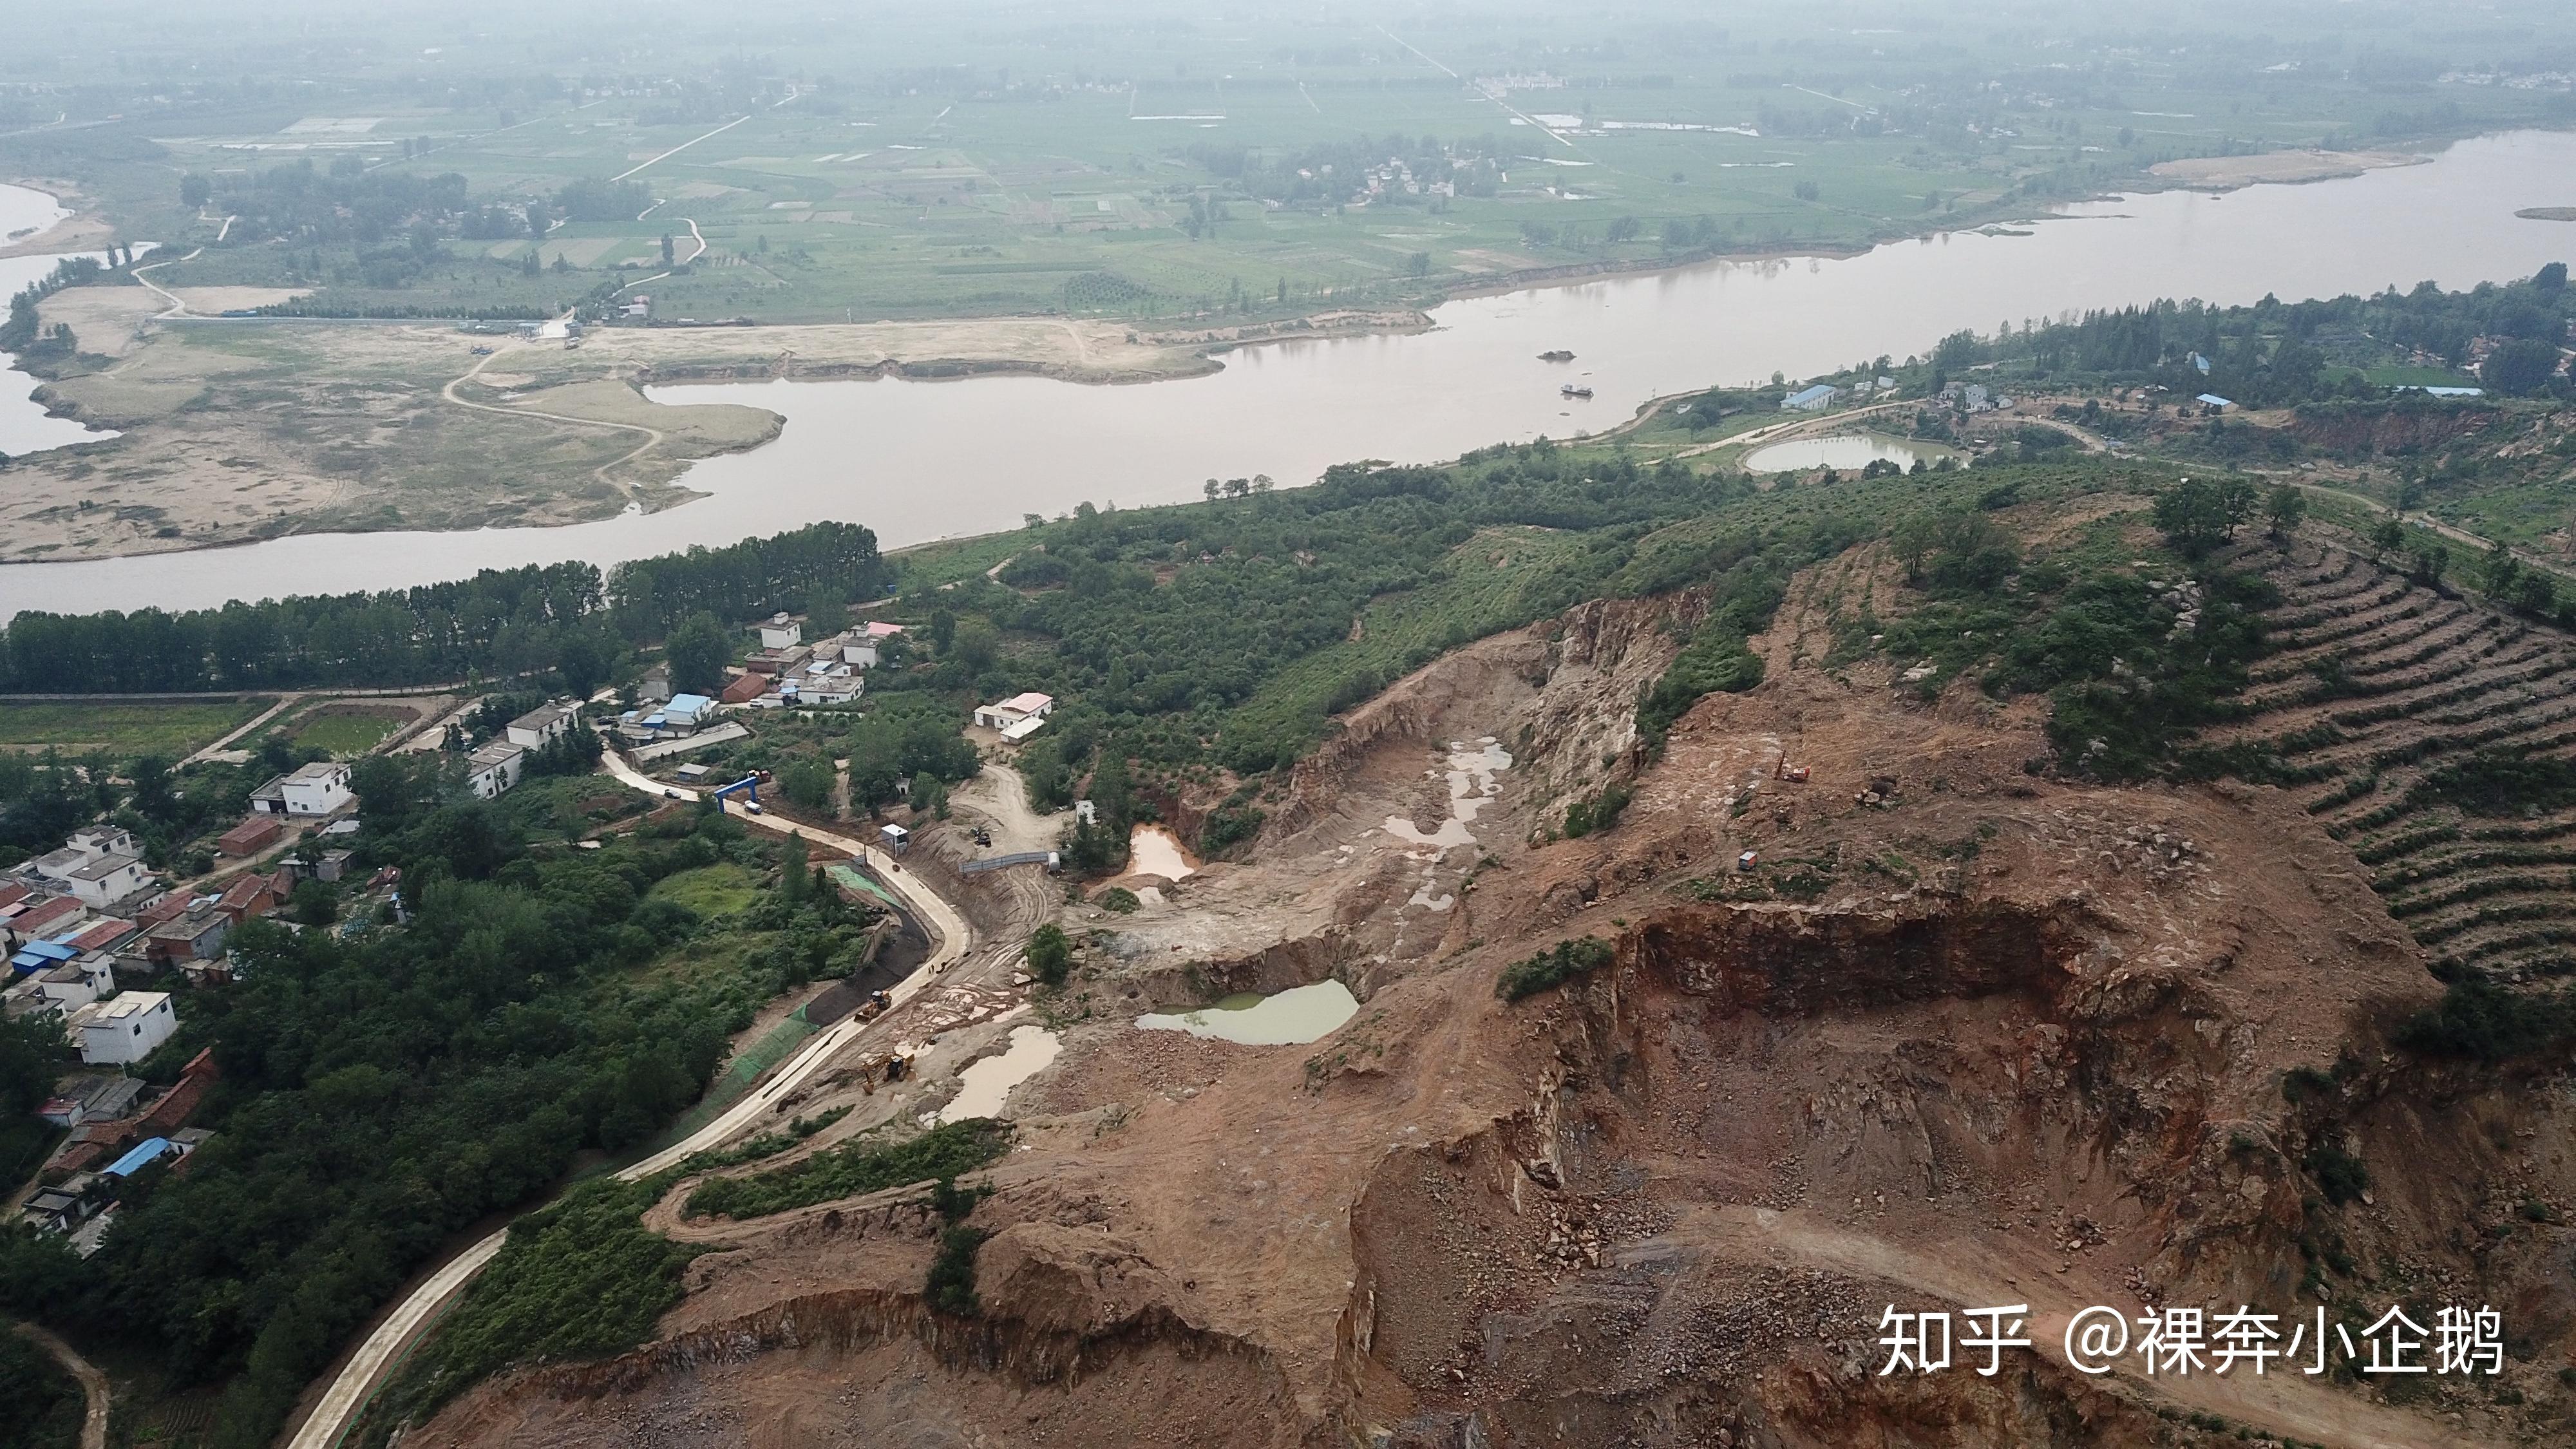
[939,1024,1060,1122]
[1136,980,1359,1046]
[1128,824,1198,880]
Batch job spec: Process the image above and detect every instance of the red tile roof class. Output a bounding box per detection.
[0,882,28,911]
[64,918,135,952]
[136,893,190,927]
[216,816,283,855]
[15,895,82,936]
[719,672,768,704]
[138,1073,210,1137]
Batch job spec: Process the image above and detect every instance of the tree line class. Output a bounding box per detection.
[1929,264,2570,407]
[0,522,889,693]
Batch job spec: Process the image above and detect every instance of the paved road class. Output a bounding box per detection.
[283,750,980,1449]
[12,1319,109,1449]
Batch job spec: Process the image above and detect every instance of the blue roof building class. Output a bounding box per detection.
[9,939,79,976]
[2195,393,2235,410]
[1781,384,1839,412]
[104,1137,176,1177]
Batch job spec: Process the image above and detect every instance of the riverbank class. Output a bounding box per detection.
[0,179,106,261]
[0,127,2568,612]
[2146,147,2431,191]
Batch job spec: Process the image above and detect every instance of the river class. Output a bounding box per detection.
[0,182,102,459]
[3,130,2573,619]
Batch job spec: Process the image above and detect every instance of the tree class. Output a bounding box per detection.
[779,757,834,814]
[2150,479,2237,558]
[929,608,957,655]
[2481,337,2562,397]
[0,1010,68,1116]
[952,617,1000,672]
[660,233,676,265]
[556,630,615,699]
[2354,518,2401,564]
[2535,261,2567,296]
[2262,484,2306,540]
[180,173,212,208]
[665,613,730,695]
[1024,923,1072,987]
[804,583,848,636]
[287,878,339,927]
[2481,542,2523,598]
[128,754,179,824]
[779,833,808,905]
[2510,569,2557,619]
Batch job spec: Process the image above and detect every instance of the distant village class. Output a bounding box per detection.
[4,606,1065,1248]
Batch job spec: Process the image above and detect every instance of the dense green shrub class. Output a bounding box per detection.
[1497,937,1616,1001]
[682,1119,1012,1220]
[2410,750,2576,817]
[1562,781,1631,838]
[0,1329,82,1449]
[390,1173,699,1416]
[2303,1144,2370,1207]
[2394,980,2576,1061]
[1025,924,1072,987]
[925,1226,990,1317]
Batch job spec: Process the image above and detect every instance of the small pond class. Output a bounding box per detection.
[1742,431,1953,473]
[1136,980,1360,1046]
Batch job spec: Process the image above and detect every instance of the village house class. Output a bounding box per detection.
[650,692,714,732]
[142,903,231,965]
[24,952,118,1015]
[505,702,577,750]
[32,829,156,907]
[281,850,354,886]
[216,872,283,926]
[252,760,354,817]
[973,691,1056,741]
[216,815,284,858]
[9,893,88,946]
[1781,383,1839,412]
[67,991,176,1066]
[37,1073,145,1129]
[799,659,864,705]
[639,663,674,702]
[834,620,907,668]
[468,740,527,799]
[757,612,803,650]
[720,672,770,706]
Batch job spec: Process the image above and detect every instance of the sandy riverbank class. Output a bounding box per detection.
[2147,148,2428,190]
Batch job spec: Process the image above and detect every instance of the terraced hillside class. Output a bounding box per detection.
[2208,535,2576,985]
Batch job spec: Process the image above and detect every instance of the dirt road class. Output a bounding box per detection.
[12,1319,109,1449]
[282,750,983,1449]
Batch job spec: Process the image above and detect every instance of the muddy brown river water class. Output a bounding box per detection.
[4,129,2573,618]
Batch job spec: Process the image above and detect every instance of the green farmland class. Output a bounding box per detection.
[12,1,2572,327]
[0,698,270,756]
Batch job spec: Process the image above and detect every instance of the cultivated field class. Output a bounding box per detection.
[0,697,271,755]
[2210,538,2576,985]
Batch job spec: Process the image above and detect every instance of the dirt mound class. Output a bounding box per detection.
[418,532,2576,1448]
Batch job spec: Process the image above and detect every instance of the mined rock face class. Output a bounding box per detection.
[419,552,2576,1449]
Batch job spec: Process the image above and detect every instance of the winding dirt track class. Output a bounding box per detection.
[12,1319,109,1449]
[438,344,668,502]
